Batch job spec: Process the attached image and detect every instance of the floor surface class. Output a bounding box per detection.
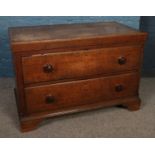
[0,78,155,137]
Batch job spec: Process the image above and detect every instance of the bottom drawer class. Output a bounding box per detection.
[25,72,139,114]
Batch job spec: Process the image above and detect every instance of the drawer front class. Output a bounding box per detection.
[22,46,142,84]
[25,72,139,114]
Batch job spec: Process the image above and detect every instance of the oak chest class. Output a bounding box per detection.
[9,22,147,132]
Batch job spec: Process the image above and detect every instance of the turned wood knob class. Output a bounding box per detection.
[118,57,126,65]
[115,84,124,92]
[45,95,55,104]
[43,64,53,73]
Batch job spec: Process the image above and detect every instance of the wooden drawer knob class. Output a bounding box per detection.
[45,95,55,104]
[43,64,53,73]
[118,57,126,65]
[115,84,124,92]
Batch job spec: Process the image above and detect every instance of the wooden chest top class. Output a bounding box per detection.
[9,22,147,52]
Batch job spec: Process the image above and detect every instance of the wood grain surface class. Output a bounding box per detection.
[22,46,141,84]
[25,72,139,114]
[9,22,147,132]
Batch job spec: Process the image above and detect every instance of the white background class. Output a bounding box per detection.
[0,0,155,16]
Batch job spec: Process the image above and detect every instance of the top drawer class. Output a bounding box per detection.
[22,46,142,84]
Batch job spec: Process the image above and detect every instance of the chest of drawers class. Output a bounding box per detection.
[9,22,147,132]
